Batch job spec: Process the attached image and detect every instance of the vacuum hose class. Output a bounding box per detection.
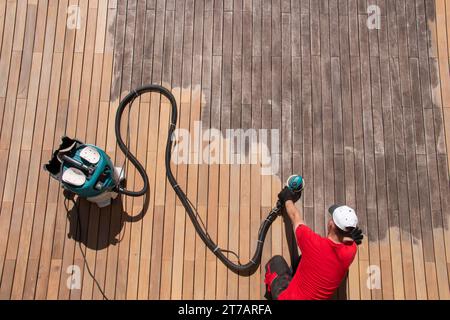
[115,84,281,275]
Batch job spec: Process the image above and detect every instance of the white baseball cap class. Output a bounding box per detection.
[328,205,358,232]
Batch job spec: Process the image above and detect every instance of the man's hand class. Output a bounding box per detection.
[349,227,364,245]
[278,187,302,205]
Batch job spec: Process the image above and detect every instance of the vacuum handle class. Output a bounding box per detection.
[61,155,94,176]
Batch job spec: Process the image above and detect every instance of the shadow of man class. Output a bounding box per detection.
[335,274,349,300]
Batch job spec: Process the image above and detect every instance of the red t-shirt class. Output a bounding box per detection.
[278,224,357,300]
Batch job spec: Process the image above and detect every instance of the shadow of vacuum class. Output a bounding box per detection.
[64,187,149,251]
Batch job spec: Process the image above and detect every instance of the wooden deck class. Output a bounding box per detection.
[0,0,449,300]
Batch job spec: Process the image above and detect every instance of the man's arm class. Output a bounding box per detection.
[285,200,305,232]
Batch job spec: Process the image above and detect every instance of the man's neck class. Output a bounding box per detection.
[327,232,342,244]
[328,232,353,244]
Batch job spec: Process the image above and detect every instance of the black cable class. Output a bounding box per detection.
[185,192,242,264]
[115,84,282,275]
[118,90,135,184]
[64,198,109,300]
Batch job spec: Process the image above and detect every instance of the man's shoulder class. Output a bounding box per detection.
[295,224,314,237]
[336,241,358,262]
[296,224,325,243]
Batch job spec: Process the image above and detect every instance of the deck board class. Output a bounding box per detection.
[0,0,449,300]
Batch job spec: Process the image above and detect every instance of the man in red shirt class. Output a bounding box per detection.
[264,187,364,300]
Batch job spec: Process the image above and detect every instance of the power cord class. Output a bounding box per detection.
[64,197,109,300]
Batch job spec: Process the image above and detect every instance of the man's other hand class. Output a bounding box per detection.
[349,227,364,245]
[278,187,302,205]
